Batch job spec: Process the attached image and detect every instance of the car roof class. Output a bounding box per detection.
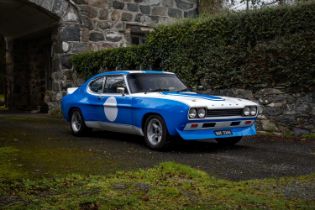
[93,70,174,78]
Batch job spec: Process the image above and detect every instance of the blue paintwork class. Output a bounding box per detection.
[176,125,256,140]
[61,71,257,140]
[130,97,189,135]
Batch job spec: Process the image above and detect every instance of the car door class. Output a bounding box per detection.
[84,76,106,122]
[101,75,133,126]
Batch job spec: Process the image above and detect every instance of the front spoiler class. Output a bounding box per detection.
[176,125,256,141]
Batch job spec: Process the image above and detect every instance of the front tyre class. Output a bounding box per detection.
[215,136,242,146]
[144,115,169,150]
[70,109,88,136]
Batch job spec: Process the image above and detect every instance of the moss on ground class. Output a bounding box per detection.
[0,147,27,179]
[0,141,120,180]
[1,115,315,209]
[0,162,314,210]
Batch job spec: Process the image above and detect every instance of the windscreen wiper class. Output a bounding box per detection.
[145,88,170,93]
[176,88,190,92]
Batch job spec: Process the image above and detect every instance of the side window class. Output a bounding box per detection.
[104,76,126,94]
[89,77,104,94]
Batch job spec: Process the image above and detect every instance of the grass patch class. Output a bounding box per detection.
[0,147,27,179]
[0,143,120,181]
[0,162,314,209]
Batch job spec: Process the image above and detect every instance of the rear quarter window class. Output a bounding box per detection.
[89,77,104,93]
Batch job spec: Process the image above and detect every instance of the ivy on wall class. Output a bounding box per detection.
[72,2,315,92]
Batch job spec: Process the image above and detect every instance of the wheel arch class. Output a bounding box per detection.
[68,107,81,120]
[142,112,164,131]
[141,112,178,136]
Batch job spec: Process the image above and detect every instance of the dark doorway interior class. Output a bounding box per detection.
[11,31,52,112]
[0,0,59,112]
[0,35,5,108]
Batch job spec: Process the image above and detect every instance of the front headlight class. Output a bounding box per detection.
[189,108,197,119]
[243,107,250,116]
[250,106,257,116]
[197,108,206,118]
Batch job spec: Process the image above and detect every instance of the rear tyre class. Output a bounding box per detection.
[215,136,242,146]
[144,115,169,150]
[70,109,89,136]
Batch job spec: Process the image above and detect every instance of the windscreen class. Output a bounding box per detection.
[127,73,187,93]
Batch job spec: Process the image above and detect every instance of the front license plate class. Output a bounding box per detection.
[215,130,232,136]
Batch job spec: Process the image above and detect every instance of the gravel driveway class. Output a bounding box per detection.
[0,114,314,180]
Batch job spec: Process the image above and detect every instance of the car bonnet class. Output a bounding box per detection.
[132,92,258,109]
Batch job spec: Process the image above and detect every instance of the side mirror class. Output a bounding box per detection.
[117,87,125,96]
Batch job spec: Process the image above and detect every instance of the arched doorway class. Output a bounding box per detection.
[0,0,60,112]
[11,30,54,112]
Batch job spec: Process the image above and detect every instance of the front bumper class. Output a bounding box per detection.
[176,124,256,140]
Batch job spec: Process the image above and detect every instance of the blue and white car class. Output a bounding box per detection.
[61,71,261,149]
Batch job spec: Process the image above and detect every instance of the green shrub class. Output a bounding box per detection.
[72,2,315,91]
[72,45,148,78]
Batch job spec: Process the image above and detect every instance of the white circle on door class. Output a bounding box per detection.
[104,96,118,122]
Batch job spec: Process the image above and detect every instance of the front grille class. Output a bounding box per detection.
[206,109,243,117]
[203,123,216,128]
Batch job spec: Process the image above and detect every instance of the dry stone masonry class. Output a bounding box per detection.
[205,88,315,137]
[2,0,198,113]
[51,0,198,113]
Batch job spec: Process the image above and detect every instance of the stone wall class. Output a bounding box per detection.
[45,0,198,113]
[81,0,198,46]
[205,88,315,136]
[1,0,197,113]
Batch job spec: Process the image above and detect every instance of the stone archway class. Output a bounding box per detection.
[0,0,81,112]
[0,0,199,113]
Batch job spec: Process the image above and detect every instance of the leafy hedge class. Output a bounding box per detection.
[72,2,315,91]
